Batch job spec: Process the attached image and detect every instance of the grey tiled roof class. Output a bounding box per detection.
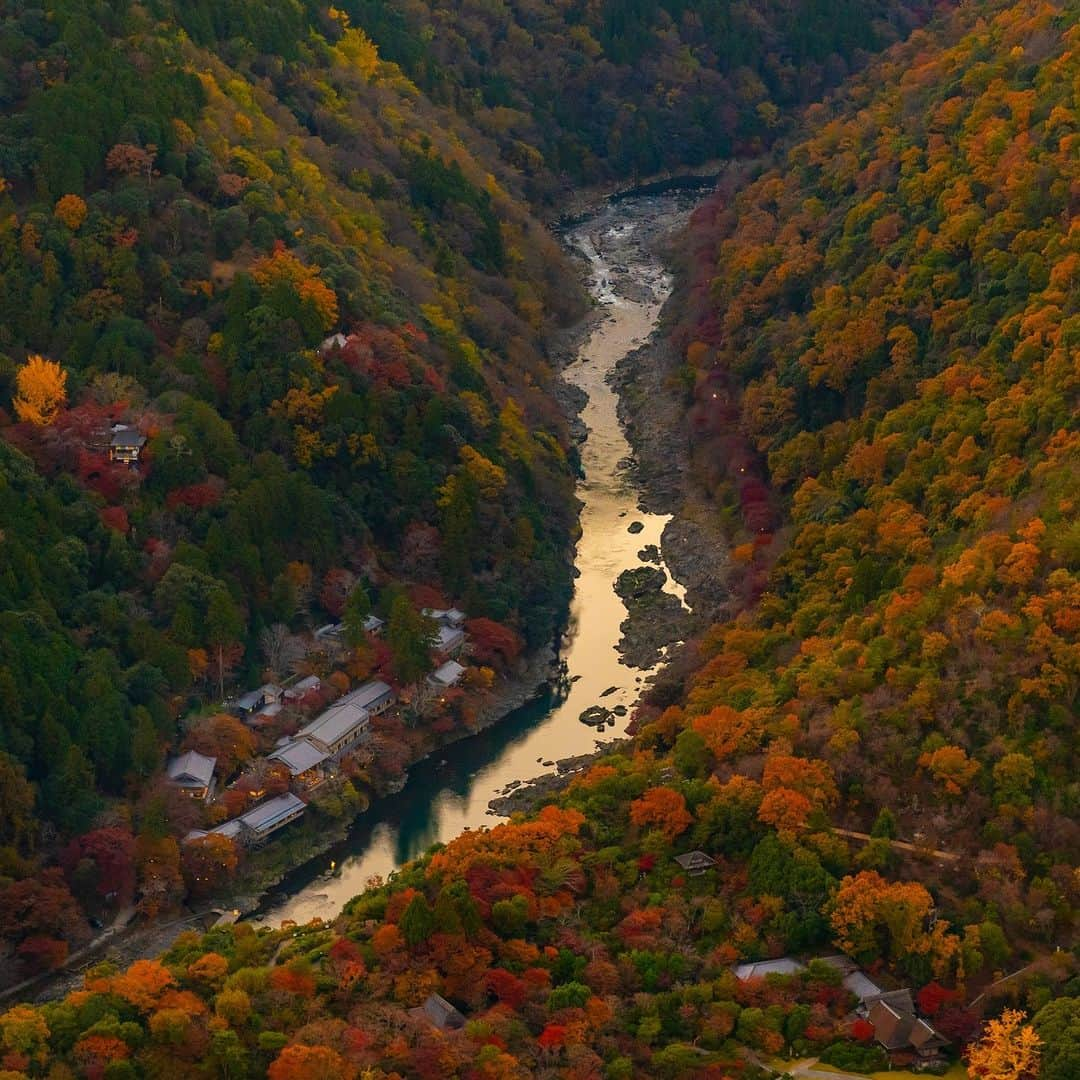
[238,792,305,835]
[167,751,216,787]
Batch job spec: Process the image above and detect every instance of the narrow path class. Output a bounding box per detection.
[817,826,961,862]
[968,962,1040,1008]
[784,1057,865,1080]
[0,906,136,1005]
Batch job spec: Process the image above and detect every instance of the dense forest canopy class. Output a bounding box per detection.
[343,0,930,194]
[0,0,1078,1077]
[0,0,587,832]
[671,0,1079,881]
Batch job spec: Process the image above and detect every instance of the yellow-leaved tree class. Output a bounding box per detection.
[12,355,67,425]
[966,1008,1041,1080]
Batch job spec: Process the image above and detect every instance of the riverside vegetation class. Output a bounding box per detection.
[0,1,1078,1079]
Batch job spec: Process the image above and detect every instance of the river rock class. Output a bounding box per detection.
[615,565,666,599]
[638,544,661,564]
[627,520,645,534]
[579,705,611,727]
[618,594,696,670]
[614,564,696,667]
[600,685,618,697]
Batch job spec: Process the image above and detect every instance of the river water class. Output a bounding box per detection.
[252,192,699,927]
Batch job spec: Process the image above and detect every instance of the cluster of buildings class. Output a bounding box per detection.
[268,678,396,788]
[168,607,473,851]
[172,678,394,849]
[169,748,307,848]
[733,955,950,1064]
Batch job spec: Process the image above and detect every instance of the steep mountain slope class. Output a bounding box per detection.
[672,0,1078,876]
[0,0,581,836]
[2,1,1076,1077]
[348,0,929,195]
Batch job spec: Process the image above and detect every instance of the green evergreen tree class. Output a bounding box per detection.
[870,807,897,839]
[43,746,101,834]
[342,582,373,648]
[400,893,435,948]
[386,595,436,686]
[131,708,161,779]
[206,588,244,699]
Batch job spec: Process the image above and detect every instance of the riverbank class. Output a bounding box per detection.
[613,330,735,621]
[229,642,564,910]
[487,740,629,816]
[570,190,733,627]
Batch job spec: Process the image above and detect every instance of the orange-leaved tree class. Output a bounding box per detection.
[54,194,88,230]
[12,355,67,425]
[101,959,176,1012]
[267,1043,356,1080]
[0,1003,50,1062]
[758,753,837,829]
[919,744,980,796]
[628,786,692,842]
[829,870,934,964]
[251,243,338,331]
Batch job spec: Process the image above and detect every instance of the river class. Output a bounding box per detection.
[252,191,700,927]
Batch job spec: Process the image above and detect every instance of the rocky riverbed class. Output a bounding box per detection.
[483,191,737,816]
[610,302,733,619]
[614,565,694,669]
[487,741,629,816]
[573,190,732,655]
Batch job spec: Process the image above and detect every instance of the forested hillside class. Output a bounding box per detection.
[0,0,948,957]
[672,0,1079,875]
[0,0,585,848]
[1,0,1076,1077]
[346,0,928,195]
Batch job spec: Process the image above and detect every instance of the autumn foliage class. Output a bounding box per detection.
[268,1044,356,1080]
[53,194,88,230]
[966,1009,1041,1080]
[12,356,67,425]
[628,786,692,841]
[0,1,1077,1077]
